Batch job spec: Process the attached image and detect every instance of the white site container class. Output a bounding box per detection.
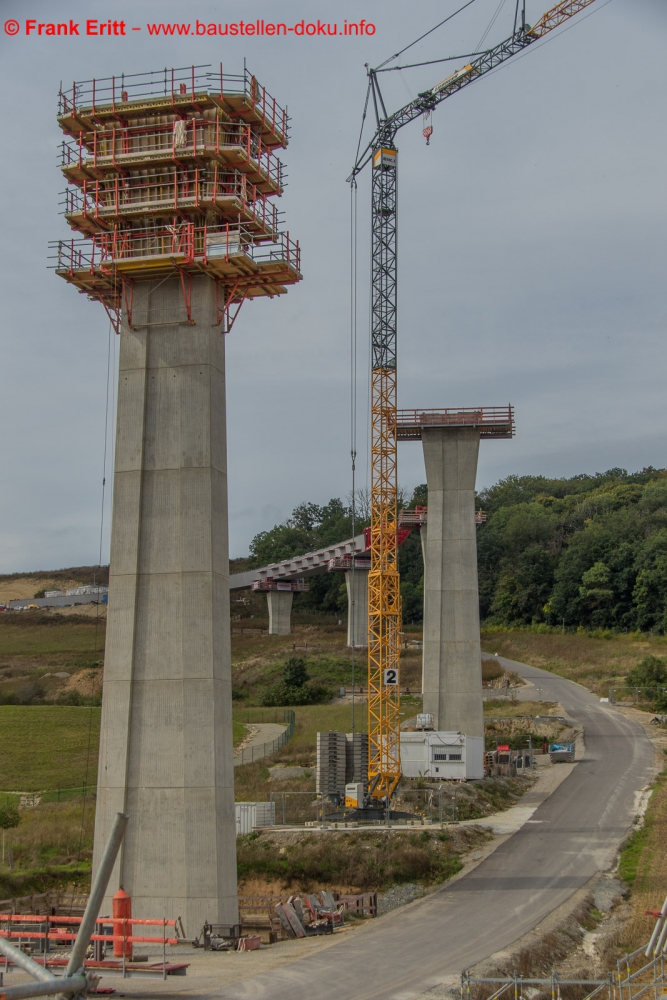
[400,732,484,780]
[235,801,276,835]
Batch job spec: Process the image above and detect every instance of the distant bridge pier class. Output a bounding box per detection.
[328,555,371,647]
[252,580,309,635]
[267,591,293,635]
[396,407,514,736]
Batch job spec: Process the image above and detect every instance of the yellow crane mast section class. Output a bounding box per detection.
[368,367,401,802]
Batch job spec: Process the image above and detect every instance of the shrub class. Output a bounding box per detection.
[261,682,331,707]
[282,658,309,688]
[626,655,667,689]
[261,656,331,706]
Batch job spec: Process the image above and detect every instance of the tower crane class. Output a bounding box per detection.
[350,0,598,806]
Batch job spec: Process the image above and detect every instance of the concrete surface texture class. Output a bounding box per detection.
[266,591,293,634]
[345,567,369,647]
[421,426,484,736]
[92,275,238,936]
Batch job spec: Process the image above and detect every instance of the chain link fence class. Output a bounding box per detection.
[234,709,296,765]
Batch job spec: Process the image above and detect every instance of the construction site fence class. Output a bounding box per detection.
[0,914,183,981]
[463,935,667,1000]
[608,686,667,706]
[0,893,88,918]
[234,709,295,765]
[461,972,614,1000]
[267,788,461,826]
[0,914,180,946]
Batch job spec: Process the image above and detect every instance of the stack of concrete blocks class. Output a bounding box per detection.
[345,732,369,787]
[316,731,346,799]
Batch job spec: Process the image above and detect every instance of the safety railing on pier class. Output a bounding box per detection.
[61,174,282,235]
[50,225,301,275]
[60,121,284,192]
[396,406,515,439]
[58,64,289,147]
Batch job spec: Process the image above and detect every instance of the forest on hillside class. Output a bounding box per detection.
[247,467,667,632]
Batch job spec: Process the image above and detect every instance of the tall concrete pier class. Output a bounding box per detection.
[95,276,237,930]
[422,427,483,735]
[54,65,301,932]
[396,408,514,735]
[345,564,370,647]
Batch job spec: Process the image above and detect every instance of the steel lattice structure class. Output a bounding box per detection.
[368,145,401,799]
[353,0,598,805]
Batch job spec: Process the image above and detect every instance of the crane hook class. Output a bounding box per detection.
[422,110,433,146]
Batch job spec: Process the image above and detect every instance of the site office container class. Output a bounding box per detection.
[400,732,484,780]
[235,801,276,835]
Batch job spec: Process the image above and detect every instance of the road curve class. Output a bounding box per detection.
[222,656,654,1000]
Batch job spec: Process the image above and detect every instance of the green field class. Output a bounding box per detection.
[0,620,105,656]
[0,706,101,791]
[0,707,247,793]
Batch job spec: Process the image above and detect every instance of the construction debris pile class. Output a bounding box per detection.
[237,890,377,943]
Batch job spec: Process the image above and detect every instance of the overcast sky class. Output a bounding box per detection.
[0,0,664,570]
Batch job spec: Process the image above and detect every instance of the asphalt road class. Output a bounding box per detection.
[222,657,654,1000]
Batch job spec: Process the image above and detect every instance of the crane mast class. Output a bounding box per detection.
[359,0,597,805]
[368,144,401,802]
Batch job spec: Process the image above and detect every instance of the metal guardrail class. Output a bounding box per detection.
[609,686,667,706]
[395,406,515,440]
[234,709,295,766]
[58,65,289,146]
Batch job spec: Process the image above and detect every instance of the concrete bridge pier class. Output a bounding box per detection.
[345,565,370,647]
[266,591,294,635]
[421,426,484,737]
[94,276,238,936]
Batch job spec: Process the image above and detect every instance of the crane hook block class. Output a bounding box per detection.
[422,111,433,146]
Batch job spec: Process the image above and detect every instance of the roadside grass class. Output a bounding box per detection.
[481,629,666,698]
[484,700,558,717]
[0,707,100,791]
[237,825,492,893]
[599,767,667,963]
[233,721,247,746]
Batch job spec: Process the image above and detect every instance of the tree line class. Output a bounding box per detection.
[247,466,667,632]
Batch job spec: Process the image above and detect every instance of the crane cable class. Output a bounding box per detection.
[76,315,115,873]
[350,175,359,731]
[375,0,480,70]
[478,0,613,83]
[476,0,509,50]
